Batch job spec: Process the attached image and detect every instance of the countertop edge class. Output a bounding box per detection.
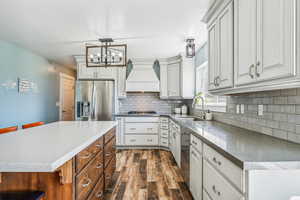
[0,123,117,173]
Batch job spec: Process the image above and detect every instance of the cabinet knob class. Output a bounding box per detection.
[255,62,260,77]
[82,177,92,188]
[248,64,255,78]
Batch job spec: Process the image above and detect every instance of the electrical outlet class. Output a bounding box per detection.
[236,104,240,114]
[241,104,245,114]
[258,105,264,116]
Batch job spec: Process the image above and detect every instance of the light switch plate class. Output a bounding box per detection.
[241,104,245,114]
[236,104,240,114]
[258,105,264,116]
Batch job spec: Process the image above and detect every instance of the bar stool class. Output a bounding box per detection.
[0,126,18,134]
[22,122,44,129]
[0,191,45,200]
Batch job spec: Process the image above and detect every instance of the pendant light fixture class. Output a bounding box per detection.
[86,38,127,67]
[186,38,195,58]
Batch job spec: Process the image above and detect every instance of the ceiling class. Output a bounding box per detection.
[0,0,211,68]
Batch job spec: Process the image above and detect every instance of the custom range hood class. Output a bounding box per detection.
[126,59,160,92]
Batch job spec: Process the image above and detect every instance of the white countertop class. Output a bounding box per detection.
[0,121,117,172]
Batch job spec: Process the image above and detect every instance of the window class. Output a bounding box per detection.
[195,44,226,112]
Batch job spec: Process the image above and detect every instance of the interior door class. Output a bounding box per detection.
[60,74,75,121]
[256,0,296,81]
[234,0,257,86]
[208,21,218,90]
[217,1,233,89]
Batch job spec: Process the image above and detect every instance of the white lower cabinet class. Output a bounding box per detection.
[116,117,124,145]
[203,189,213,200]
[169,120,181,166]
[125,135,158,146]
[125,123,158,134]
[160,117,169,148]
[190,146,202,200]
[203,160,244,200]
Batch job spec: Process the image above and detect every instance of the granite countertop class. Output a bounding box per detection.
[0,121,117,172]
[116,113,300,170]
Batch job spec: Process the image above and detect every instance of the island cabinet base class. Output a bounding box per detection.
[0,127,116,200]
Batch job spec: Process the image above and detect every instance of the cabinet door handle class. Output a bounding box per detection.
[82,177,92,188]
[248,64,255,78]
[216,76,220,86]
[79,153,92,159]
[255,61,260,77]
[96,163,103,169]
[212,185,221,196]
[130,128,136,130]
[213,157,222,166]
[213,77,217,86]
[96,191,103,198]
[147,139,153,142]
[105,153,111,157]
[96,144,103,148]
[130,139,136,142]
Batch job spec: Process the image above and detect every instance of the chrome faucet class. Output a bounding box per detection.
[192,94,206,119]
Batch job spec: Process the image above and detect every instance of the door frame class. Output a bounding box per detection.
[59,73,75,121]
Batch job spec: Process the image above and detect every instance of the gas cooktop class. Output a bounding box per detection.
[127,111,157,115]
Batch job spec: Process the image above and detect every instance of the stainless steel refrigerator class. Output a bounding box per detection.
[75,81,115,121]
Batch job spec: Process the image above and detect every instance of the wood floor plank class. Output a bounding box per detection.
[147,182,159,200]
[107,150,192,200]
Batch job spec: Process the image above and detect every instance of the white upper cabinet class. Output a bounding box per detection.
[208,22,218,90]
[208,1,234,91]
[235,0,296,86]
[204,0,298,94]
[117,67,127,99]
[163,56,195,99]
[167,62,181,97]
[77,62,97,79]
[256,0,296,81]
[218,2,234,89]
[234,0,257,86]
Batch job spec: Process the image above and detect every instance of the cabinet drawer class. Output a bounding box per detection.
[125,117,159,123]
[203,144,244,192]
[160,123,169,130]
[104,128,116,144]
[125,123,158,134]
[203,160,244,200]
[104,136,116,168]
[125,135,158,146]
[160,129,169,137]
[104,156,116,191]
[191,134,202,153]
[76,152,103,200]
[76,137,104,173]
[160,117,169,123]
[160,137,169,147]
[87,176,104,200]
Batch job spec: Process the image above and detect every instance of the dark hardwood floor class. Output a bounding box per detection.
[104,149,193,200]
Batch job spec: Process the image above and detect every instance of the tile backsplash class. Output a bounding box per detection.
[118,93,186,114]
[212,88,300,144]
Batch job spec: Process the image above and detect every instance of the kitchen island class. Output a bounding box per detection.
[0,121,117,200]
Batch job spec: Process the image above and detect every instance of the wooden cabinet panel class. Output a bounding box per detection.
[76,137,103,174]
[104,156,116,191]
[87,177,104,200]
[76,152,103,200]
[104,128,116,144]
[104,136,116,168]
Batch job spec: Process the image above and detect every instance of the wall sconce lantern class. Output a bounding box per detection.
[186,38,195,58]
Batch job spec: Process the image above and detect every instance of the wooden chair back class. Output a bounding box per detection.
[22,122,45,129]
[0,126,18,134]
